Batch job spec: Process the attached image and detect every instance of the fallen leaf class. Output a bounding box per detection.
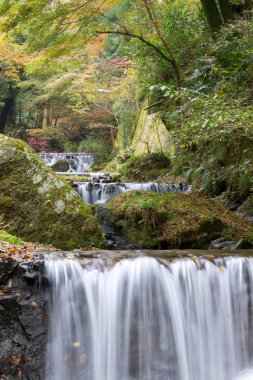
[32,301,39,308]
[23,254,33,259]
[11,355,21,365]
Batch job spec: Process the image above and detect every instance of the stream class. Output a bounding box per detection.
[40,152,190,204]
[38,153,253,380]
[45,251,253,380]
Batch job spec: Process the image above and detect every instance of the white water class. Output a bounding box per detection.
[46,256,253,380]
[77,182,190,204]
[40,153,94,173]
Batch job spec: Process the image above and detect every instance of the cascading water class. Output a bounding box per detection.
[46,255,253,380]
[40,153,94,173]
[77,182,190,204]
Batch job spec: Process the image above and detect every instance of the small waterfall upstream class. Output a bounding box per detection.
[77,182,190,204]
[46,255,253,380]
[40,153,94,173]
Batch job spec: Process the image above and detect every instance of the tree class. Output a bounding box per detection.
[200,0,234,35]
[0,86,16,133]
[219,0,234,23]
[0,35,26,133]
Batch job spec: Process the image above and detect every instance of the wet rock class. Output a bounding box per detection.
[231,239,253,250]
[209,238,236,249]
[0,262,17,285]
[0,259,47,380]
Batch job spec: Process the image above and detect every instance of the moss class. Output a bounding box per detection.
[120,153,171,181]
[0,196,13,209]
[61,175,91,182]
[0,135,106,250]
[0,230,24,245]
[51,160,69,172]
[97,191,253,249]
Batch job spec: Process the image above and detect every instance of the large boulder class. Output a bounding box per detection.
[0,135,105,249]
[96,191,253,249]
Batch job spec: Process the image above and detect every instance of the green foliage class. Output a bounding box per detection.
[78,136,113,167]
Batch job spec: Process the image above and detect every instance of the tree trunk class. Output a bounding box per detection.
[46,108,51,127]
[200,0,224,34]
[54,116,59,127]
[218,0,234,23]
[0,90,15,134]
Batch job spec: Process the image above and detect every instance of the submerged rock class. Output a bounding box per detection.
[0,135,105,250]
[96,191,253,249]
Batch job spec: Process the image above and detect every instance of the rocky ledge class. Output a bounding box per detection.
[0,255,47,380]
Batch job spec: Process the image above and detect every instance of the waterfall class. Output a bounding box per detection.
[77,182,190,204]
[45,255,253,380]
[39,153,94,173]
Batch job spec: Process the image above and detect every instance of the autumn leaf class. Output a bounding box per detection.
[11,355,21,365]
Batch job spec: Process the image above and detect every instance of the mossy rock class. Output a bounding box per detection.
[0,135,105,249]
[120,153,171,181]
[51,160,69,172]
[96,191,253,249]
[0,230,24,245]
[238,195,253,217]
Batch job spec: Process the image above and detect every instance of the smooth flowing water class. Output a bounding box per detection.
[40,153,94,173]
[46,254,253,380]
[77,182,190,204]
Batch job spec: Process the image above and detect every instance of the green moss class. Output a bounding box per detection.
[0,135,106,250]
[0,230,24,245]
[97,191,253,249]
[61,175,91,182]
[51,160,69,172]
[120,153,171,181]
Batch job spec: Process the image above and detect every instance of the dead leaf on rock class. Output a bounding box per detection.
[11,355,21,365]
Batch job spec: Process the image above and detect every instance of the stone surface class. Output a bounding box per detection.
[0,259,47,380]
[96,191,253,249]
[0,135,105,249]
[238,195,253,218]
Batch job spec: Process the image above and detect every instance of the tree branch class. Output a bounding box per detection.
[96,30,173,64]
